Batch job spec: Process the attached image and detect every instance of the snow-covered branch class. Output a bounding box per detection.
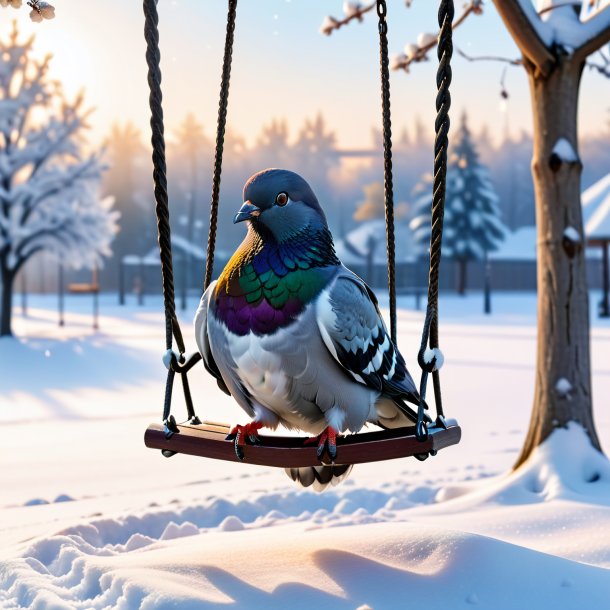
[18,155,103,224]
[390,1,484,72]
[573,4,610,59]
[320,1,485,72]
[492,0,555,76]
[495,1,610,69]
[319,2,376,36]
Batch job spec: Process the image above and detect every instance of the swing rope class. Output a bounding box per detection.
[376,0,397,345]
[143,0,203,433]
[143,0,183,357]
[204,0,238,290]
[142,0,454,447]
[416,0,454,439]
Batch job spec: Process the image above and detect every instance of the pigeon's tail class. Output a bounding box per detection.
[284,464,353,491]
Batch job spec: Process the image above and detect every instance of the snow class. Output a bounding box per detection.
[423,346,444,370]
[555,377,573,397]
[342,1,361,18]
[490,226,537,261]
[403,43,419,60]
[335,219,418,264]
[582,173,610,241]
[518,0,610,57]
[416,32,436,48]
[1,292,609,608]
[162,349,177,370]
[552,137,579,162]
[570,2,610,49]
[141,234,223,265]
[581,0,610,21]
[563,225,581,243]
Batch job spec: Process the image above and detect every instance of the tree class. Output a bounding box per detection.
[354,182,409,221]
[321,0,610,466]
[352,182,411,283]
[103,122,147,259]
[410,113,506,294]
[256,118,293,168]
[0,24,117,337]
[488,131,536,229]
[171,113,210,309]
[293,113,338,179]
[489,0,610,465]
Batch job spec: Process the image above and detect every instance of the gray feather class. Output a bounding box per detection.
[194,282,230,396]
[317,269,420,407]
[285,465,353,491]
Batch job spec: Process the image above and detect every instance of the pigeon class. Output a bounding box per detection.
[194,169,422,490]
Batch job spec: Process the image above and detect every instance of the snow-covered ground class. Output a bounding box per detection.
[1,291,610,609]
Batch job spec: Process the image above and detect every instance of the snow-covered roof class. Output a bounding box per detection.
[582,173,610,242]
[126,235,218,266]
[123,235,212,266]
[335,219,419,264]
[122,255,159,266]
[489,226,537,261]
[491,174,610,261]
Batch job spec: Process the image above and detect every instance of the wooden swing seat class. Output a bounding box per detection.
[144,419,461,467]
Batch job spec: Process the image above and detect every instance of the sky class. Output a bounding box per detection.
[0,0,608,150]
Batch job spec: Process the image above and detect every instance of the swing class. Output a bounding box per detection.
[143,0,460,466]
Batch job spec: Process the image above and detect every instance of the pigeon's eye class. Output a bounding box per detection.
[275,192,288,207]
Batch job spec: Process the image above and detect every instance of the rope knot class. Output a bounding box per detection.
[162,349,182,371]
[418,346,444,373]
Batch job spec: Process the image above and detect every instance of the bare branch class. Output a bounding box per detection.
[586,48,610,78]
[492,0,555,77]
[456,48,522,67]
[456,49,522,98]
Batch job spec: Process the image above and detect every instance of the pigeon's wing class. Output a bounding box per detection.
[316,271,420,408]
[194,281,230,396]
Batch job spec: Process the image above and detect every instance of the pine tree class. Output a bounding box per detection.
[0,24,117,336]
[410,112,506,294]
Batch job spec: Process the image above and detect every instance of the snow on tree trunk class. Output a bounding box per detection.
[515,56,601,467]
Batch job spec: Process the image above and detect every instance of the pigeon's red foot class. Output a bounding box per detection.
[305,426,339,462]
[227,421,264,460]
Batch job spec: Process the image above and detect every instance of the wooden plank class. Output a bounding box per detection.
[68,283,100,294]
[144,421,461,467]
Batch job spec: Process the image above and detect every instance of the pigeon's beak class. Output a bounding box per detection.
[233,201,261,224]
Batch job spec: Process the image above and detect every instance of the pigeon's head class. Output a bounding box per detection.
[234,169,327,241]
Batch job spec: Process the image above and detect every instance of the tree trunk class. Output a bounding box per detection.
[0,262,15,337]
[514,56,602,467]
[456,259,467,295]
